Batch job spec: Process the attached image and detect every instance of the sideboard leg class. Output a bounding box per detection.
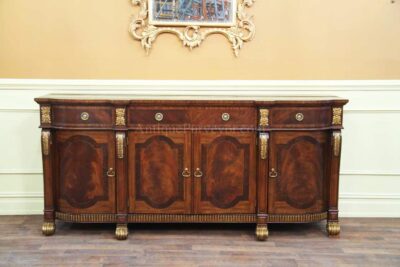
[326,221,340,236]
[42,221,56,236]
[115,224,128,240]
[255,224,269,241]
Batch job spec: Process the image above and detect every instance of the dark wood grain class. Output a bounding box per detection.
[35,95,348,239]
[193,132,256,214]
[128,132,192,214]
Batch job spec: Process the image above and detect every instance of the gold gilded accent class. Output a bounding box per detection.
[332,107,342,125]
[194,168,203,178]
[259,109,269,127]
[256,224,268,241]
[327,221,340,236]
[116,133,125,159]
[41,131,50,156]
[56,212,117,223]
[42,221,55,236]
[130,0,256,57]
[115,224,128,240]
[40,106,51,124]
[269,168,278,178]
[54,212,327,224]
[260,133,268,160]
[268,212,327,223]
[333,132,341,157]
[116,108,126,126]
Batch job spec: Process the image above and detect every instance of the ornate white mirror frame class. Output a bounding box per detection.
[129,0,256,56]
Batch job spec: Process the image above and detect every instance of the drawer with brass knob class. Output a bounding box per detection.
[268,107,332,128]
[52,105,113,128]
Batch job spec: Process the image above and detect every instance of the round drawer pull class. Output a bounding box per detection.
[295,113,304,122]
[221,113,230,121]
[81,112,90,121]
[155,112,164,122]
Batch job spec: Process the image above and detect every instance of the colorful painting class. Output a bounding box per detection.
[149,0,237,26]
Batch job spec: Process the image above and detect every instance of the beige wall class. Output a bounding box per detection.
[0,0,399,80]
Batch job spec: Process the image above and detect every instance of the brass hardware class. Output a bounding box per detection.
[115,108,126,126]
[327,221,340,236]
[115,224,128,240]
[333,132,341,157]
[332,107,342,125]
[194,168,203,178]
[259,109,269,127]
[80,112,89,121]
[295,113,304,122]
[182,168,191,178]
[42,221,55,236]
[41,130,51,156]
[107,168,115,178]
[269,168,278,178]
[256,224,268,241]
[221,113,230,121]
[155,112,164,122]
[116,133,124,159]
[259,133,269,160]
[40,106,51,124]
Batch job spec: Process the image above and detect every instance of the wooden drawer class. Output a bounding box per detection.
[191,107,256,128]
[128,107,256,128]
[128,107,191,126]
[269,107,331,128]
[52,105,113,128]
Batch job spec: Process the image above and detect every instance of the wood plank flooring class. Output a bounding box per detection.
[0,216,399,267]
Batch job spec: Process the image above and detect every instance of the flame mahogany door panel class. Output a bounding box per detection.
[54,131,116,214]
[128,132,192,214]
[268,131,329,214]
[193,132,256,214]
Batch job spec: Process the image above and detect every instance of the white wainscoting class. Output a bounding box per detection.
[0,79,399,217]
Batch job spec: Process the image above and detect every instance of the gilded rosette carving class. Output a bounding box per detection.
[259,109,269,127]
[116,108,126,126]
[40,106,51,124]
[129,0,256,56]
[332,107,342,125]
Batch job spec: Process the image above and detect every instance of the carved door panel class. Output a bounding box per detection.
[268,131,329,214]
[128,132,191,214]
[193,132,256,214]
[55,131,116,214]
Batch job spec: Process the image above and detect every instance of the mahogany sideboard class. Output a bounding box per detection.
[35,94,348,241]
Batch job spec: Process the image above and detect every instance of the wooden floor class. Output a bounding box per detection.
[0,216,399,267]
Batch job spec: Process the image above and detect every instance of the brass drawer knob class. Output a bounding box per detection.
[295,113,304,122]
[81,112,90,121]
[107,168,115,178]
[182,168,191,178]
[155,112,164,122]
[194,168,203,178]
[221,113,230,121]
[269,168,278,178]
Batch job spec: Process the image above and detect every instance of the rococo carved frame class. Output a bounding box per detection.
[129,0,256,56]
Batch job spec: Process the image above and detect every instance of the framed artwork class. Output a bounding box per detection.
[130,0,256,56]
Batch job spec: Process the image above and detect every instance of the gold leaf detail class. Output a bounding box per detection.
[116,108,126,126]
[332,107,342,125]
[41,106,51,124]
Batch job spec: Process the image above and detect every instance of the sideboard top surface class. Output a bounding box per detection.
[35,94,348,106]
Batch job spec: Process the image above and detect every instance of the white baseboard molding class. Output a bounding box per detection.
[1,193,399,217]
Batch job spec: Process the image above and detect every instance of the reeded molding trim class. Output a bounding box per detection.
[268,212,327,223]
[55,212,117,223]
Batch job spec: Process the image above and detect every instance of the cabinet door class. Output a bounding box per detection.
[128,132,191,214]
[268,131,329,214]
[55,131,116,214]
[193,132,256,214]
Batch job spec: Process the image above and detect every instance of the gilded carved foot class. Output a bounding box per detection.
[115,224,128,240]
[42,221,55,236]
[256,224,269,241]
[327,221,340,236]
